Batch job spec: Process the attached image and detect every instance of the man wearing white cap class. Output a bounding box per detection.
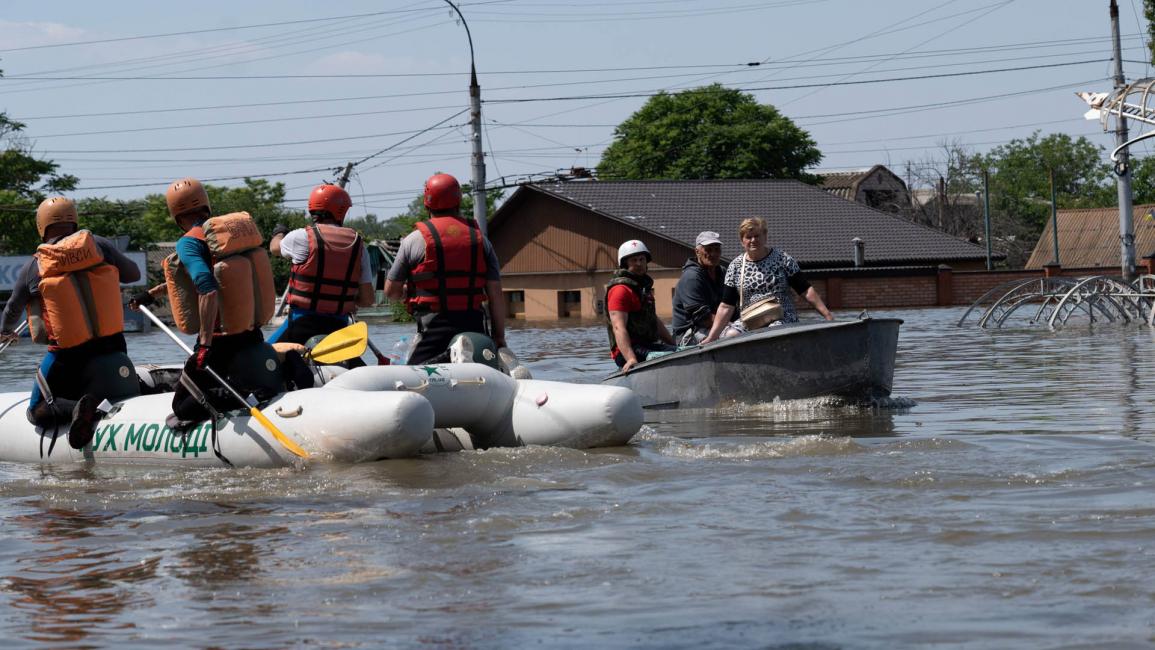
[671,231,730,345]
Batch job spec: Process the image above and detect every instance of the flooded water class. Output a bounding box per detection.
[2,307,1155,648]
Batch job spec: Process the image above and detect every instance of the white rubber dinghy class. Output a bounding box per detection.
[0,387,434,468]
[325,363,643,449]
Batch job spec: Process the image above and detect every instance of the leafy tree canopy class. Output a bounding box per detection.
[381,183,505,239]
[0,111,80,254]
[902,132,1119,267]
[597,84,822,182]
[973,132,1113,230]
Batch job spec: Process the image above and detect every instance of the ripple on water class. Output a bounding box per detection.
[638,431,867,460]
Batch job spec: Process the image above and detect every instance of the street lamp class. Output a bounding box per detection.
[442,0,488,236]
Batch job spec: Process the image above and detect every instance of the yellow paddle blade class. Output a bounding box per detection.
[251,407,309,459]
[308,321,368,364]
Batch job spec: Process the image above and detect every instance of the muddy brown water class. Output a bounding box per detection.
[0,306,1153,648]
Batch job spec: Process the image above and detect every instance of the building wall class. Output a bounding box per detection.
[499,264,1144,321]
[492,192,690,275]
[502,269,681,320]
[489,189,1015,319]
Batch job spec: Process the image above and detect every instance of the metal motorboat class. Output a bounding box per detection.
[602,318,902,409]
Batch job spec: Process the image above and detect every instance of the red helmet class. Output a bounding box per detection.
[423,173,462,212]
[308,184,352,223]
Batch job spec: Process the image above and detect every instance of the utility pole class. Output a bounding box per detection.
[1050,168,1060,266]
[337,162,354,189]
[442,0,487,237]
[1110,0,1137,280]
[982,169,992,270]
[936,175,945,229]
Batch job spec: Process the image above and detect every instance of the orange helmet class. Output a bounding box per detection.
[36,197,78,238]
[165,177,210,221]
[307,184,352,223]
[423,173,462,212]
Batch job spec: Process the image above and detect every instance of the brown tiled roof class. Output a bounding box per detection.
[1025,204,1155,269]
[491,179,991,267]
[819,169,868,201]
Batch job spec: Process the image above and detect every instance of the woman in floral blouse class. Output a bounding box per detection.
[701,217,833,343]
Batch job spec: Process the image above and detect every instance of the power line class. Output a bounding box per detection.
[354,109,470,166]
[41,123,466,154]
[74,166,334,191]
[0,1,513,53]
[484,59,1108,104]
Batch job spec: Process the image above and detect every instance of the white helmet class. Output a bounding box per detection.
[617,239,652,268]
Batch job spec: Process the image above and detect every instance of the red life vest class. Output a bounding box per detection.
[286,223,363,315]
[408,216,488,312]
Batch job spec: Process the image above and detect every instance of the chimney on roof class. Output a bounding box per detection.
[852,237,865,267]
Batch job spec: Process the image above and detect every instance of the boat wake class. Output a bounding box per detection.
[635,430,866,460]
[724,394,917,414]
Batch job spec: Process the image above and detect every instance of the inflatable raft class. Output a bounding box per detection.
[0,384,434,468]
[0,359,643,467]
[325,363,643,450]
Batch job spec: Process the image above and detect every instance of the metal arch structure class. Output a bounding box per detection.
[959,274,1155,330]
[955,277,1062,327]
[1134,274,1155,324]
[1045,276,1140,328]
[976,277,1078,329]
[1079,80,1155,171]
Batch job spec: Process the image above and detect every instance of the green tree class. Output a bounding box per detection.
[597,84,822,181]
[343,213,391,240]
[1126,154,1155,205]
[380,185,505,238]
[1147,0,1155,64]
[136,178,307,290]
[77,198,153,250]
[902,132,1115,268]
[0,112,80,253]
[976,132,1112,233]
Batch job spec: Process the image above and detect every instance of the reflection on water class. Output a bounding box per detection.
[173,510,285,588]
[4,504,158,645]
[0,308,1153,647]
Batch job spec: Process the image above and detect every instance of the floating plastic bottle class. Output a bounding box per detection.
[388,336,409,365]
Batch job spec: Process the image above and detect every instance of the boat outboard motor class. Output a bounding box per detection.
[444,332,533,379]
[82,352,141,401]
[447,332,501,370]
[226,343,284,403]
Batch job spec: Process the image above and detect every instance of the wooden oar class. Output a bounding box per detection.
[307,321,368,364]
[138,306,309,459]
[0,320,29,355]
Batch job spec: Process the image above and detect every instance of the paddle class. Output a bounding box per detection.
[273,286,290,319]
[307,321,368,364]
[0,320,29,355]
[138,305,309,459]
[348,315,388,365]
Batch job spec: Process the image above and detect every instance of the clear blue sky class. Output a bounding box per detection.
[0,0,1149,218]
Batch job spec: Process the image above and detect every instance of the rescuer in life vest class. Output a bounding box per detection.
[606,239,677,373]
[132,178,286,426]
[384,173,507,365]
[0,197,142,449]
[267,183,374,360]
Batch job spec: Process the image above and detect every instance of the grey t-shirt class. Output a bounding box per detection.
[387,228,502,283]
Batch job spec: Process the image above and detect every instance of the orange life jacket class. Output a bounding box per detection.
[164,212,275,336]
[286,223,363,315]
[408,216,488,312]
[30,230,125,349]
